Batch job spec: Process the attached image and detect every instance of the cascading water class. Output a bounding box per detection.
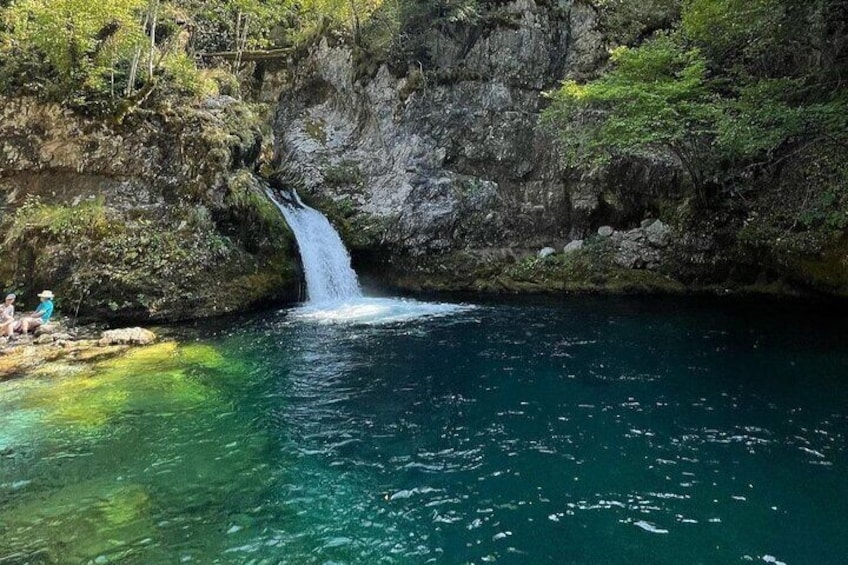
[267,190,362,304]
[269,187,471,324]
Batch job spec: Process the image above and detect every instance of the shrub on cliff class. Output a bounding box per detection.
[544,0,848,201]
[1,0,147,103]
[544,34,719,195]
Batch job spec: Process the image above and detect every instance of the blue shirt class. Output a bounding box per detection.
[35,300,53,323]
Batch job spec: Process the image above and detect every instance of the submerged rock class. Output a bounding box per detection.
[99,328,157,347]
[598,226,615,238]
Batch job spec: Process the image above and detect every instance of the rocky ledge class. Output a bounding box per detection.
[0,96,299,322]
[0,318,161,379]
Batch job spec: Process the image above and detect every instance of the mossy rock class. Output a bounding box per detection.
[0,188,298,322]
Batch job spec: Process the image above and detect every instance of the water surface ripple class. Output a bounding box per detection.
[1,296,847,564]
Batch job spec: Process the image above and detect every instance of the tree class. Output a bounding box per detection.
[543,0,848,200]
[2,0,147,98]
[544,34,720,193]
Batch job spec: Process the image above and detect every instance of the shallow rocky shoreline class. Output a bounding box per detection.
[0,318,158,380]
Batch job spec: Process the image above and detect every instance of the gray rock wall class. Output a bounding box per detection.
[273,1,611,257]
[270,0,691,282]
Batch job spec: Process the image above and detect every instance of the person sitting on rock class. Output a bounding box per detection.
[16,290,54,336]
[0,293,16,337]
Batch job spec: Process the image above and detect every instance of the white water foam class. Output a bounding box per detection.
[634,520,669,534]
[289,297,472,326]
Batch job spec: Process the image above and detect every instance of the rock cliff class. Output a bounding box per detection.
[0,96,298,321]
[2,0,844,317]
[269,0,848,297]
[275,1,590,257]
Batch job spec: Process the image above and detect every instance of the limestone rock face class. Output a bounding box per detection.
[98,328,157,346]
[273,1,610,260]
[269,1,694,289]
[0,97,298,321]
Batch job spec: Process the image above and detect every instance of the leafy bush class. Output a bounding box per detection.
[0,0,287,110]
[1,0,147,101]
[544,0,848,197]
[544,34,719,189]
[160,51,219,96]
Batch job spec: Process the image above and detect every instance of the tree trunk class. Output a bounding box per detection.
[348,0,362,43]
[125,13,149,96]
[148,0,159,81]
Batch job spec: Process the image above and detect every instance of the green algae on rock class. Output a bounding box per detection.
[19,342,215,429]
[0,480,158,563]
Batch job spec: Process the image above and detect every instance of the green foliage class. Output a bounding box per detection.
[1,0,147,101]
[682,0,782,59]
[297,0,384,31]
[160,50,218,96]
[545,0,848,196]
[0,0,290,110]
[544,34,718,187]
[172,0,292,52]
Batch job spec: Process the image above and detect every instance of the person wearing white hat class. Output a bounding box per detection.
[17,290,55,336]
[0,293,16,337]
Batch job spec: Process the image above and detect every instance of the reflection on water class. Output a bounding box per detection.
[1,296,848,563]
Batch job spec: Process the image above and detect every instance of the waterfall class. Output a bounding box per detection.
[268,186,471,325]
[267,189,362,304]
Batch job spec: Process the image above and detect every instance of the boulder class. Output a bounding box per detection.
[598,226,614,237]
[98,328,157,347]
[614,239,662,270]
[538,247,557,259]
[563,240,584,254]
[645,220,671,248]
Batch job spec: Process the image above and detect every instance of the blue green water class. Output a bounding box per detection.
[1,296,847,564]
